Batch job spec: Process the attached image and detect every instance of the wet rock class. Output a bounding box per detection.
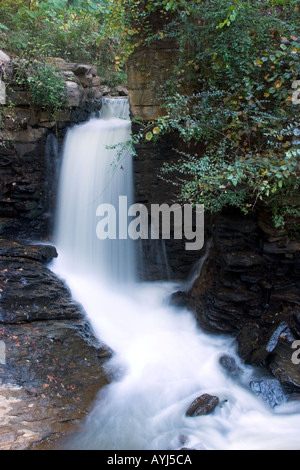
[250,379,285,408]
[270,287,300,305]
[0,320,111,450]
[0,238,111,450]
[0,256,83,324]
[0,239,57,263]
[188,209,300,359]
[216,287,257,304]
[265,323,293,352]
[223,252,264,268]
[219,355,243,378]
[237,325,261,363]
[246,322,293,365]
[169,291,189,308]
[188,207,300,396]
[186,394,219,417]
[263,241,300,255]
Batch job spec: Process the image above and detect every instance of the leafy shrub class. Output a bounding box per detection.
[134,0,300,228]
[0,0,127,84]
[12,58,67,115]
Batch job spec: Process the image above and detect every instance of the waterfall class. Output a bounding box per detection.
[54,97,135,285]
[50,98,300,451]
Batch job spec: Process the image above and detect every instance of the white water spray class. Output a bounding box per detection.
[51,98,300,450]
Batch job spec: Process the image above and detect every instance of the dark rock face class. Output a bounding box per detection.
[186,394,220,417]
[0,239,82,324]
[133,130,205,281]
[189,208,300,393]
[0,54,126,450]
[0,320,111,450]
[0,239,111,450]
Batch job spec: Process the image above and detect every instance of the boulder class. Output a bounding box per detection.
[65,81,84,108]
[169,291,189,308]
[0,239,57,263]
[250,379,285,408]
[116,85,129,96]
[0,50,10,64]
[219,355,243,378]
[186,394,219,417]
[0,242,81,324]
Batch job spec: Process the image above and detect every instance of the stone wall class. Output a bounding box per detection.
[127,38,179,121]
[126,4,180,121]
[126,13,202,280]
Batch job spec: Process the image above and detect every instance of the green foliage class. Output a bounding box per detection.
[27,63,67,112]
[0,0,128,85]
[131,0,300,228]
[12,58,67,114]
[0,0,106,62]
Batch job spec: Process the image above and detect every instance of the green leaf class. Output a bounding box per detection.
[145,131,153,141]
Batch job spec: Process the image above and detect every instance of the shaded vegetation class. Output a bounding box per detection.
[0,0,127,84]
[0,0,299,228]
[126,0,300,229]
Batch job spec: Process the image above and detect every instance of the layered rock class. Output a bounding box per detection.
[0,239,111,450]
[188,207,300,393]
[127,38,179,121]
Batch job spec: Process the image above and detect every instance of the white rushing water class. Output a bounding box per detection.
[55,97,135,284]
[50,98,300,451]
